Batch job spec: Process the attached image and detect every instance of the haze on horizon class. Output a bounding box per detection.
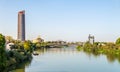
[0,0,120,42]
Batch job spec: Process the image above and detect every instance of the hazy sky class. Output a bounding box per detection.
[0,0,120,42]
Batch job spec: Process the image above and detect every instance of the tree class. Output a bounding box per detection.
[23,41,33,53]
[36,43,41,48]
[0,34,6,71]
[116,38,120,45]
[5,36,14,43]
[83,41,93,49]
[23,41,30,51]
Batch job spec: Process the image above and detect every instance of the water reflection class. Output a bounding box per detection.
[106,53,120,63]
[34,46,76,54]
[78,47,120,63]
[33,46,120,63]
[34,46,120,63]
[12,46,120,72]
[11,57,32,72]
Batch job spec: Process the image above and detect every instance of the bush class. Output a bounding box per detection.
[0,34,7,71]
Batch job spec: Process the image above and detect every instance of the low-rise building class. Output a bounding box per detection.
[32,36,44,43]
[6,42,14,51]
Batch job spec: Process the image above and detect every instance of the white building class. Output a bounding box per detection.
[6,43,14,51]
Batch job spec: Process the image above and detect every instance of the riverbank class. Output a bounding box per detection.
[76,42,120,62]
[12,47,120,72]
[2,50,32,72]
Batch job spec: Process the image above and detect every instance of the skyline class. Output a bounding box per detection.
[0,0,120,42]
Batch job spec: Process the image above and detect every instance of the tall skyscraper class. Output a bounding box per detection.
[18,10,25,41]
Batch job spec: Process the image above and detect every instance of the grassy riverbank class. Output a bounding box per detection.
[76,41,120,62]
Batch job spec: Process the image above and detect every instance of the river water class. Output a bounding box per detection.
[12,46,120,72]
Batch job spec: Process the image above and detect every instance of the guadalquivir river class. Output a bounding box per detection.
[12,46,120,72]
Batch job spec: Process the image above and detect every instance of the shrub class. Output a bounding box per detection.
[0,34,7,71]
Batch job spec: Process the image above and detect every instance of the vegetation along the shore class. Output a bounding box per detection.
[0,34,32,72]
[76,38,120,62]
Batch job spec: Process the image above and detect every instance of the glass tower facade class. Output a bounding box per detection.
[18,10,25,41]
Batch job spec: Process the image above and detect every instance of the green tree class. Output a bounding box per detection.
[0,34,6,71]
[5,36,14,43]
[23,41,30,51]
[23,41,33,53]
[36,43,41,48]
[83,41,93,49]
[116,37,120,45]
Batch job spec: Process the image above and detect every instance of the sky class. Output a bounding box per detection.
[0,0,120,42]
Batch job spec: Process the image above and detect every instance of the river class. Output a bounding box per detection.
[12,46,120,72]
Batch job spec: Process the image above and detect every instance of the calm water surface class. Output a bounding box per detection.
[12,46,120,72]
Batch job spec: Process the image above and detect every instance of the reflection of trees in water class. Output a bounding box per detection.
[106,53,116,63]
[36,47,76,53]
[80,48,120,63]
[39,47,120,63]
[105,52,120,63]
[34,48,47,55]
[82,48,101,59]
[10,57,32,72]
[118,56,120,63]
[36,47,120,64]
[34,47,79,55]
[12,68,25,72]
[76,40,120,63]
